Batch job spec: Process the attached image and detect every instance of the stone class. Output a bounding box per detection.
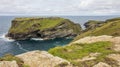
[16,50,72,67]
[93,62,111,67]
[0,61,19,67]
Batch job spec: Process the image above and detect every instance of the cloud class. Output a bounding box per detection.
[0,0,120,15]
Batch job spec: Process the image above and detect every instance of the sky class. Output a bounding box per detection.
[0,0,120,16]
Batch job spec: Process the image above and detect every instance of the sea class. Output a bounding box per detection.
[0,16,119,56]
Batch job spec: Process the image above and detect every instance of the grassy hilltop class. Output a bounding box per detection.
[7,17,82,40]
[74,17,120,41]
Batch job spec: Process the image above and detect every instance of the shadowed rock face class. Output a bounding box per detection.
[6,17,82,40]
[84,20,104,31]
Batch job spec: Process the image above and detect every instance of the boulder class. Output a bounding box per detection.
[93,62,111,67]
[16,50,73,67]
[0,61,19,67]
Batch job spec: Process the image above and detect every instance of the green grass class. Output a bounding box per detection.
[9,17,81,34]
[48,41,114,60]
[73,20,120,41]
[10,17,65,33]
[0,54,29,67]
[48,41,115,66]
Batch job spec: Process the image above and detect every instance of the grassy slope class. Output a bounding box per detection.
[48,41,116,65]
[48,18,120,66]
[73,19,120,41]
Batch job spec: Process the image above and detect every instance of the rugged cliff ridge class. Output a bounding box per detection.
[74,17,120,41]
[6,17,82,40]
[84,20,104,31]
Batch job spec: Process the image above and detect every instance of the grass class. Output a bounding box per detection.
[0,54,29,67]
[73,20,120,41]
[9,17,81,34]
[48,41,116,66]
[10,17,65,33]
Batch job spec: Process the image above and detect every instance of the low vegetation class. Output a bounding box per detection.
[48,41,117,66]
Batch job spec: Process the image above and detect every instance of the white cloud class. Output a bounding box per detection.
[0,0,120,15]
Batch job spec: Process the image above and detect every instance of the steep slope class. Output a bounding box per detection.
[6,17,82,40]
[74,17,120,41]
[48,35,120,67]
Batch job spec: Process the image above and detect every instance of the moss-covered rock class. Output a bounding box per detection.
[6,17,82,40]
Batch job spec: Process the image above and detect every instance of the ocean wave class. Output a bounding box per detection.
[16,42,29,52]
[31,38,44,41]
[0,33,15,42]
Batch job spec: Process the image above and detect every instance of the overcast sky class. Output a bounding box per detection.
[0,0,120,15]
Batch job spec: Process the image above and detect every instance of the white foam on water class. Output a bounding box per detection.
[31,38,44,41]
[0,33,15,42]
[16,42,29,52]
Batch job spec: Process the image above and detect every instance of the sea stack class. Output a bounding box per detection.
[6,17,82,40]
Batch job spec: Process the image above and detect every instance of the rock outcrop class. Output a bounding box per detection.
[16,50,72,67]
[93,62,111,67]
[0,61,19,67]
[84,20,104,31]
[6,17,82,40]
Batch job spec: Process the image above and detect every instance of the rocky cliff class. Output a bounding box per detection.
[6,17,82,40]
[74,17,120,41]
[84,20,104,31]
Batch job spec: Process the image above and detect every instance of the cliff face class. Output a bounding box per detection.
[84,20,104,31]
[6,17,82,40]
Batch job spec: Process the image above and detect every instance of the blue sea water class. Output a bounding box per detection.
[0,16,119,56]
